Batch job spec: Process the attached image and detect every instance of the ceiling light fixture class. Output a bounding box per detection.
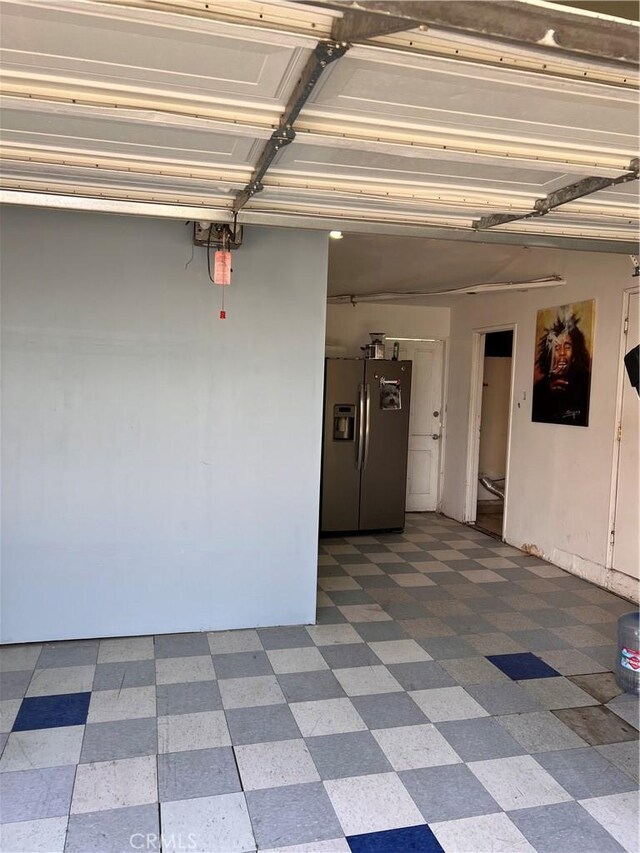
[329,230,344,239]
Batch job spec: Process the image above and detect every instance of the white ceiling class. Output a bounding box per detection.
[0,0,638,248]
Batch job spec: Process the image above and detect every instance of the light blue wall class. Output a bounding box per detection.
[1,207,328,642]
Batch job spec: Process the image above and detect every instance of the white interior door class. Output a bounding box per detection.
[613,291,639,580]
[398,340,444,512]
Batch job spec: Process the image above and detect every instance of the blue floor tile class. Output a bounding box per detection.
[486,652,560,681]
[12,692,91,731]
[347,825,444,853]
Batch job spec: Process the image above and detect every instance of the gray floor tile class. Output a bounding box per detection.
[227,703,301,745]
[509,629,571,651]
[399,618,454,640]
[65,804,159,853]
[440,657,510,685]
[212,651,273,679]
[581,644,617,670]
[154,633,210,659]
[387,661,456,691]
[352,622,408,642]
[530,608,581,628]
[509,801,625,852]
[496,711,588,753]
[518,676,599,710]
[0,670,32,700]
[92,660,155,691]
[400,763,501,822]
[418,637,477,660]
[383,603,429,620]
[246,782,343,848]
[158,746,240,801]
[436,717,525,761]
[328,590,375,606]
[277,671,345,703]
[444,615,494,635]
[358,575,398,589]
[306,731,392,779]
[537,648,609,676]
[536,747,637,798]
[465,681,544,715]
[351,692,428,729]
[37,641,99,669]
[0,765,75,823]
[156,680,222,716]
[80,718,157,763]
[319,644,381,669]
[596,741,640,782]
[315,607,348,625]
[552,705,638,746]
[607,695,640,730]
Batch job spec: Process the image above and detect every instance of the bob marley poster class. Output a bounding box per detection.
[532,299,595,427]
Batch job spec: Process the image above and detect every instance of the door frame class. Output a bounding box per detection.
[464,323,517,537]
[606,285,640,568]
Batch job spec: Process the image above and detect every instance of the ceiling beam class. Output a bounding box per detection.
[474,158,639,229]
[232,8,420,213]
[3,190,638,253]
[313,0,639,64]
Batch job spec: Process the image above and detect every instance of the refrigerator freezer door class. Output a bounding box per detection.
[359,360,412,531]
[321,359,364,533]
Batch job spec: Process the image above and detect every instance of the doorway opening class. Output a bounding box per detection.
[465,327,515,539]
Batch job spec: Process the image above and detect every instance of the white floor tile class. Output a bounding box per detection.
[460,570,508,584]
[155,655,215,685]
[157,710,231,753]
[0,726,84,771]
[161,793,256,853]
[372,723,461,771]
[26,666,95,697]
[87,686,156,723]
[431,812,536,852]
[333,666,402,697]
[397,574,438,588]
[324,772,423,836]
[70,755,157,814]
[579,791,640,852]
[469,755,572,811]
[235,738,320,790]
[267,647,329,675]
[368,640,432,664]
[306,625,363,646]
[410,687,489,722]
[338,605,392,623]
[97,637,154,663]
[290,698,367,737]
[218,675,285,709]
[0,816,68,852]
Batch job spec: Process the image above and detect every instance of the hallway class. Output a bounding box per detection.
[0,514,638,852]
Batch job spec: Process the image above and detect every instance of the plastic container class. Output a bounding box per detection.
[616,611,640,695]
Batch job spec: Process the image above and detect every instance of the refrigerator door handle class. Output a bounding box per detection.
[363,383,372,470]
[356,384,365,470]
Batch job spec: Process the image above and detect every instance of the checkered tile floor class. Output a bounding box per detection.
[1,514,639,853]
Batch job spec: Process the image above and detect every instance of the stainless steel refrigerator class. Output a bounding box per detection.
[321,358,412,534]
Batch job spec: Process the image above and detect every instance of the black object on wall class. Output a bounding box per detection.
[624,344,640,395]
